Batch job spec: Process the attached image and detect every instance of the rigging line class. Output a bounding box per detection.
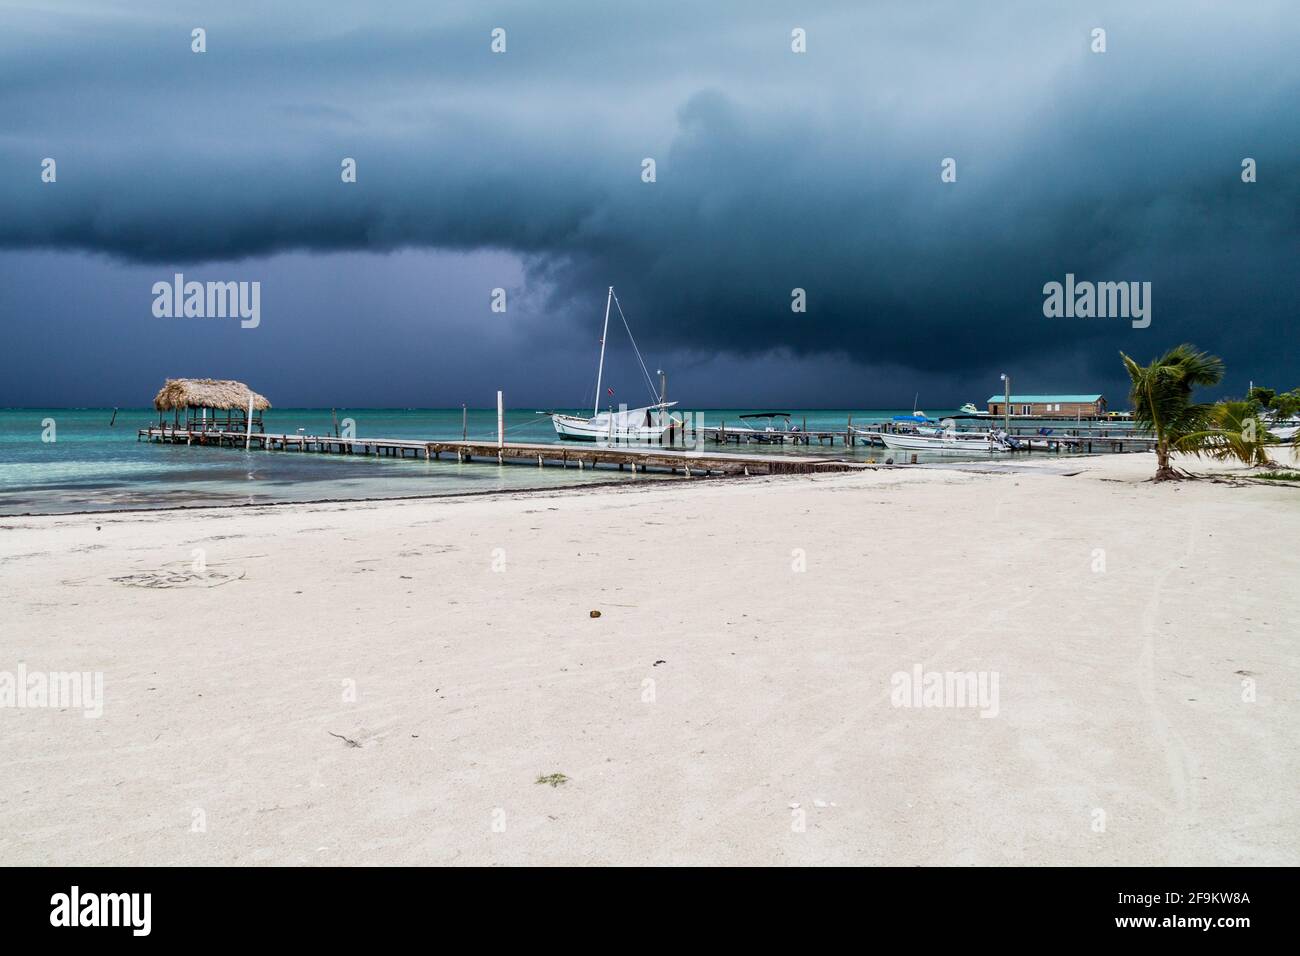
[615,295,660,405]
[586,318,609,411]
[584,351,604,411]
[610,291,662,405]
[473,417,553,440]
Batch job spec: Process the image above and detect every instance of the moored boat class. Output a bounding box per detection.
[879,423,1012,453]
[552,402,679,442]
[552,286,681,443]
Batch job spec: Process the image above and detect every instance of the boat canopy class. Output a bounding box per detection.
[590,402,677,429]
[892,414,931,423]
[739,412,792,419]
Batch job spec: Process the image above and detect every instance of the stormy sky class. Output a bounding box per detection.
[1,0,1296,408]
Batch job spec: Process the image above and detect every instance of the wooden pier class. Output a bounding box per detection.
[1005,434,1157,453]
[137,426,870,477]
[705,426,846,447]
[702,422,1156,454]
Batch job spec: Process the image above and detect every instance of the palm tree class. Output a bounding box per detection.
[1120,344,1225,481]
[1176,399,1276,467]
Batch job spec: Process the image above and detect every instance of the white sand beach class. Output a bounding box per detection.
[1,452,1296,866]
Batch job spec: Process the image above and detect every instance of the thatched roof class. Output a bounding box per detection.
[153,378,271,412]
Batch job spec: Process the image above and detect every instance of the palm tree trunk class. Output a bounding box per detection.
[1154,440,1178,481]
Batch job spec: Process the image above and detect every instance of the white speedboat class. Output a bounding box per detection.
[552,286,681,443]
[959,402,988,416]
[879,422,1012,454]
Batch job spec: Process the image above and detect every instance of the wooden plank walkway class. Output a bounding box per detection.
[137,427,870,477]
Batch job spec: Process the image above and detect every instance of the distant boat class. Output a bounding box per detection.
[552,287,680,442]
[849,412,937,445]
[959,402,988,416]
[719,412,797,443]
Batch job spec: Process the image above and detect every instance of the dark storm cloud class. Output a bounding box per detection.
[1,0,1297,401]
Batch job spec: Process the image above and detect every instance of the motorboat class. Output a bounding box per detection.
[878,420,1013,453]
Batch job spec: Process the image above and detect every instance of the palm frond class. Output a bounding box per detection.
[1174,399,1276,466]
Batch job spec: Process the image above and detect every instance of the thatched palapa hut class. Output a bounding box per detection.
[153,378,270,432]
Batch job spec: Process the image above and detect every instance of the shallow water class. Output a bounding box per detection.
[0,407,1105,514]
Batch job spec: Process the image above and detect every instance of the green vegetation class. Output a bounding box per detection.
[1120,344,1224,481]
[535,773,569,787]
[1177,399,1277,467]
[1120,357,1298,478]
[1251,471,1300,482]
[1248,385,1300,420]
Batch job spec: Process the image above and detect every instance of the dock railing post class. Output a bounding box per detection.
[462,403,467,442]
[497,390,504,460]
[244,395,254,450]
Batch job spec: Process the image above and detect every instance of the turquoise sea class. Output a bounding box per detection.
[0,407,1095,515]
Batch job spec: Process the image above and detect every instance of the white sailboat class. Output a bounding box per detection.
[551,287,680,443]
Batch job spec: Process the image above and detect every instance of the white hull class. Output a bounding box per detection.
[552,415,670,442]
[879,431,1009,453]
[552,403,678,443]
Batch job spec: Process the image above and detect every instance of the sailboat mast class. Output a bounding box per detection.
[593,286,613,417]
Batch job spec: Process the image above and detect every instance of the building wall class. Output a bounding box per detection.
[987,400,1106,417]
